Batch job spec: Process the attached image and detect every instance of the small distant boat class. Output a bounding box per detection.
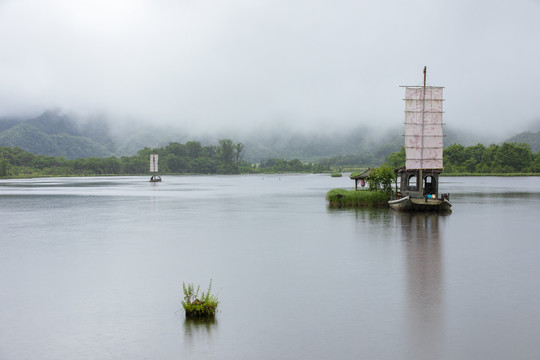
[389,67,451,213]
[149,154,162,182]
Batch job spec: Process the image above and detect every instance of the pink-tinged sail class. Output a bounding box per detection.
[404,86,444,169]
[150,154,158,172]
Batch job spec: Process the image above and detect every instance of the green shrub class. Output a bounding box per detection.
[366,165,394,193]
[182,279,219,318]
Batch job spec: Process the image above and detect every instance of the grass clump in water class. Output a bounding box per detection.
[182,279,219,319]
[326,188,391,208]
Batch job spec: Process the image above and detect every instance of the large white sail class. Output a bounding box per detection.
[404,85,444,169]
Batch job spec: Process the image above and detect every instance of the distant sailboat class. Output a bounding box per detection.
[388,67,451,212]
[149,154,162,182]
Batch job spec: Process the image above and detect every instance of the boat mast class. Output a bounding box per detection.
[419,66,427,195]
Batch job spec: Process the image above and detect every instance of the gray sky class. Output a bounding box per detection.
[1,0,539,136]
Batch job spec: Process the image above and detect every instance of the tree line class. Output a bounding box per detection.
[2,140,540,178]
[0,139,327,177]
[386,142,540,173]
[0,140,247,177]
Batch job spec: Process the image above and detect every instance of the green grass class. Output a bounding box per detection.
[326,188,391,208]
[330,172,342,177]
[182,280,219,319]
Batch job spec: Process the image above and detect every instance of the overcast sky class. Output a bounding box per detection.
[1,0,539,136]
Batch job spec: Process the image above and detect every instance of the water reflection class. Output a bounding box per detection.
[183,317,218,354]
[327,206,391,223]
[396,213,445,360]
[353,207,391,222]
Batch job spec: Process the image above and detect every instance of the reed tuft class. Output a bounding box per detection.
[182,279,219,318]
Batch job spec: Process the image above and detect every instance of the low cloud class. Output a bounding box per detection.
[1,0,539,137]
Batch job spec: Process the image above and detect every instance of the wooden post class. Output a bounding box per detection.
[395,171,398,196]
[419,169,423,196]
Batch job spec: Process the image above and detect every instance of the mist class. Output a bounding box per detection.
[1,0,539,138]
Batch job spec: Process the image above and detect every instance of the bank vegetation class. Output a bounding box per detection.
[386,142,540,174]
[2,139,540,179]
[327,165,394,208]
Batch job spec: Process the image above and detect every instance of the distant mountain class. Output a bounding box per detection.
[240,125,501,164]
[24,112,80,135]
[0,111,191,159]
[0,123,59,153]
[0,121,112,159]
[1,110,536,162]
[0,117,21,132]
[444,127,493,147]
[1,110,113,140]
[112,127,190,157]
[240,126,403,163]
[505,131,540,152]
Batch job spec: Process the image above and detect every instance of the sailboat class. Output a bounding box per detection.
[149,153,162,182]
[388,67,451,212]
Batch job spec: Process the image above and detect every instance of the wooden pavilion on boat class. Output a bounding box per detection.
[394,167,443,199]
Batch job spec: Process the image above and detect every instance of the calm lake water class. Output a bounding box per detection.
[1,174,540,359]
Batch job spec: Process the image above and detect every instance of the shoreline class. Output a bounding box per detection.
[2,172,540,181]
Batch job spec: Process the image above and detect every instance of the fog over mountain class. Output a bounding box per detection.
[1,0,539,140]
[0,110,525,163]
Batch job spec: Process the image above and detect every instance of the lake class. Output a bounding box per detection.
[1,174,540,359]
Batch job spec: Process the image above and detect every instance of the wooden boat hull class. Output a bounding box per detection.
[388,196,451,212]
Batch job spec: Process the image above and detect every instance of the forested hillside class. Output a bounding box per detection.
[0,112,114,159]
[386,143,540,173]
[0,123,113,159]
[0,112,408,163]
[505,131,540,152]
[1,110,538,165]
